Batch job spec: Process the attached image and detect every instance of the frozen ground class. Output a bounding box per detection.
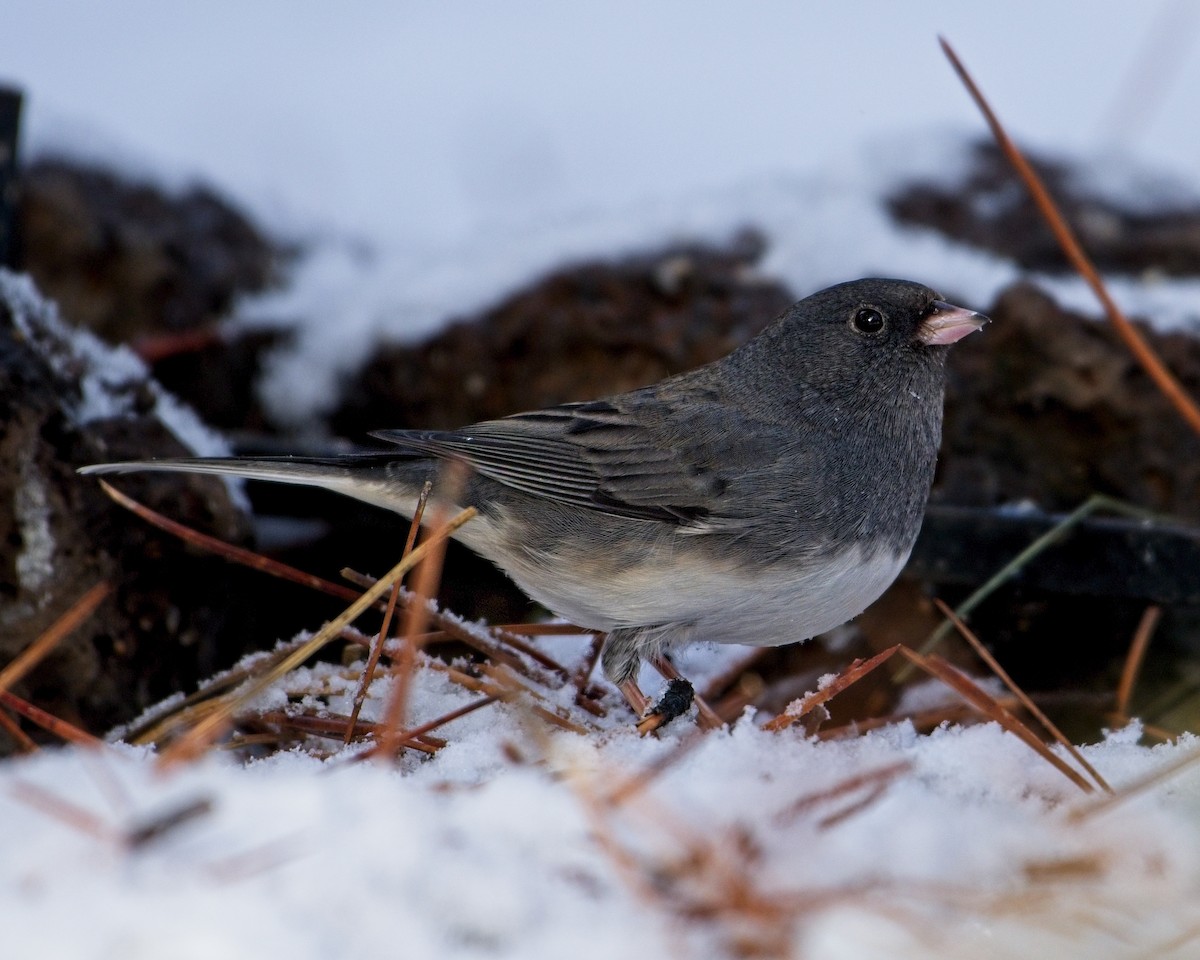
[4,3,1200,957]
[5,646,1200,960]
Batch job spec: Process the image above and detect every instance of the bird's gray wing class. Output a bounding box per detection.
[373,398,738,526]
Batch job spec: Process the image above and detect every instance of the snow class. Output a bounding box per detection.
[5,3,1200,956]
[0,271,231,458]
[4,653,1200,958]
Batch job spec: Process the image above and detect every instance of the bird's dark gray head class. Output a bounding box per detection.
[780,277,981,363]
[723,277,986,430]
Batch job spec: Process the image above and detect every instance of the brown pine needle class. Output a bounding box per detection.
[763,645,903,732]
[345,481,433,743]
[0,708,38,752]
[900,647,1094,794]
[0,690,103,747]
[373,497,458,760]
[340,568,556,683]
[1069,742,1200,822]
[0,581,112,695]
[934,598,1111,794]
[1116,604,1162,721]
[97,479,363,603]
[775,760,912,827]
[158,506,476,768]
[8,780,115,840]
[940,36,1200,436]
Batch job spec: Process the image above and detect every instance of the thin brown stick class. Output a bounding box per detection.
[98,480,364,603]
[7,780,114,840]
[775,760,912,827]
[158,507,476,767]
[940,36,1200,435]
[340,568,556,684]
[934,598,1111,794]
[763,645,902,732]
[0,582,112,694]
[899,647,1094,794]
[374,467,470,760]
[0,690,103,747]
[1069,743,1200,822]
[345,481,433,743]
[572,632,605,701]
[0,708,38,752]
[1116,604,1162,721]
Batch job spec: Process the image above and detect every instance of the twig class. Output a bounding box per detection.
[97,480,363,603]
[158,507,476,767]
[1069,742,1200,822]
[764,645,902,732]
[934,598,1111,793]
[899,647,1094,794]
[898,494,1156,678]
[1115,605,1162,721]
[345,481,432,743]
[940,36,1200,435]
[0,690,103,746]
[0,582,111,694]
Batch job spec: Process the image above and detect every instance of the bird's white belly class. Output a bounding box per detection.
[459,510,909,646]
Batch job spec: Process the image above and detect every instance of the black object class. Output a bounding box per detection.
[911,504,1200,606]
[0,86,21,268]
[651,678,696,725]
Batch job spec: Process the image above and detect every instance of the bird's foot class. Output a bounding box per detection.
[634,678,695,735]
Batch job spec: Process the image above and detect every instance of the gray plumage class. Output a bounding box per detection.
[81,278,985,687]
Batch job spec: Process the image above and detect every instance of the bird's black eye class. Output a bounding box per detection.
[851,308,885,335]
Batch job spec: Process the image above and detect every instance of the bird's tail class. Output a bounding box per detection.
[78,454,427,514]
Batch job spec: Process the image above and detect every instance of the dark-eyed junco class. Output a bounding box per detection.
[82,278,985,726]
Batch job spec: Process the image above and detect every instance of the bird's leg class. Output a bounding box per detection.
[618,678,650,717]
[605,631,703,734]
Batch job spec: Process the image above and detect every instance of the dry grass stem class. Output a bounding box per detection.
[0,581,111,695]
[7,780,114,840]
[935,598,1111,793]
[345,481,433,743]
[340,568,560,685]
[157,507,476,767]
[374,487,462,759]
[763,645,902,732]
[1116,605,1163,721]
[0,690,103,747]
[0,708,38,752]
[775,761,912,827]
[1069,742,1200,823]
[940,35,1200,435]
[900,648,1095,794]
[97,480,364,603]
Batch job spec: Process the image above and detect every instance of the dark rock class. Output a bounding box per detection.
[936,282,1200,520]
[889,140,1200,277]
[0,274,255,752]
[15,157,283,342]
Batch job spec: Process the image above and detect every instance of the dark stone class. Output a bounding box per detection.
[15,157,284,342]
[936,281,1200,520]
[889,140,1200,277]
[0,277,255,752]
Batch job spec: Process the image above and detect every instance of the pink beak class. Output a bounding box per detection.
[917,300,988,345]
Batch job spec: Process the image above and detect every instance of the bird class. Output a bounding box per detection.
[81,278,986,729]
